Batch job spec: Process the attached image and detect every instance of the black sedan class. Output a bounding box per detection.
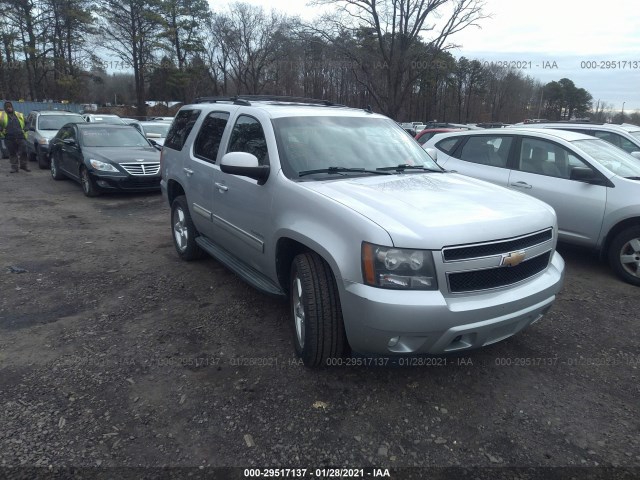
[49,123,161,196]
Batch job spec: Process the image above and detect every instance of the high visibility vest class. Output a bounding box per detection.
[0,111,27,139]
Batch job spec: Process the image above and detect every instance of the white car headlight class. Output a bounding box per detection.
[38,138,49,145]
[89,159,118,172]
[362,242,438,290]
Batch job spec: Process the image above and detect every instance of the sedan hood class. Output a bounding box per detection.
[301,173,557,249]
[83,146,160,164]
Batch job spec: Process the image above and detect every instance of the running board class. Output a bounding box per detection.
[195,236,286,298]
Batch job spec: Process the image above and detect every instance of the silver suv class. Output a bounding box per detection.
[25,110,85,168]
[423,128,640,285]
[161,97,564,366]
[514,122,640,157]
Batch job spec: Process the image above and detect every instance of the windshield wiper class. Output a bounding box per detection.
[298,166,392,177]
[376,164,443,173]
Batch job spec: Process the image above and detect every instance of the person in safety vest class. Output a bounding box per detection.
[0,101,30,172]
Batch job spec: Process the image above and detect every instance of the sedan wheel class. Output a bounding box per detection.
[50,152,65,180]
[80,167,100,197]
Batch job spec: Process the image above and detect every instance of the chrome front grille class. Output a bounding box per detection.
[442,229,553,262]
[119,162,161,176]
[440,228,554,294]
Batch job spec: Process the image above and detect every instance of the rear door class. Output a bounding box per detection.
[507,136,607,247]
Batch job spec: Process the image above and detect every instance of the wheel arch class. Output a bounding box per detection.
[601,217,640,259]
[167,179,186,206]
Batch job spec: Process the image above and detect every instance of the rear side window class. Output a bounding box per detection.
[227,115,269,165]
[459,136,511,168]
[165,109,201,151]
[436,137,461,154]
[193,112,230,163]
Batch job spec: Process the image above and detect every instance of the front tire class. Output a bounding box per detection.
[80,166,100,197]
[50,151,65,180]
[290,252,347,367]
[170,195,204,261]
[609,226,640,286]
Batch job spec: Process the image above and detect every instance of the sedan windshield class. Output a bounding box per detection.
[92,116,124,124]
[80,128,151,147]
[141,123,170,136]
[573,138,640,177]
[272,116,440,178]
[38,115,84,130]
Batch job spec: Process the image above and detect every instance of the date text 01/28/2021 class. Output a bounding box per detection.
[243,468,391,478]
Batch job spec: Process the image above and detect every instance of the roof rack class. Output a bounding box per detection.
[194,95,346,108]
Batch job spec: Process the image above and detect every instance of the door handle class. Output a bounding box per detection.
[215,182,228,192]
[510,181,532,189]
[183,168,194,176]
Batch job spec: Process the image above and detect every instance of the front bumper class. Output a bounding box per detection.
[91,171,161,191]
[340,251,565,355]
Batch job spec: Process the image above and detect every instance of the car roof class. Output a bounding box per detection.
[34,110,83,115]
[182,98,387,120]
[76,123,134,129]
[438,127,593,142]
[522,122,640,133]
[139,121,170,126]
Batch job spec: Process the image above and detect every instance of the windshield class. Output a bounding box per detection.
[80,127,150,147]
[92,116,124,124]
[272,116,440,178]
[573,138,640,177]
[141,123,170,136]
[38,115,84,130]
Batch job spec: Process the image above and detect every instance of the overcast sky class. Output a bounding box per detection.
[214,0,640,112]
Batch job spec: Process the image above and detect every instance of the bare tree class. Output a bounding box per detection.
[307,0,487,118]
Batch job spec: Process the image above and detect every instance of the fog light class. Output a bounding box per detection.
[97,180,109,187]
[388,336,400,347]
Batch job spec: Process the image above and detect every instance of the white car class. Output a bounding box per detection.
[423,128,640,285]
[82,114,126,124]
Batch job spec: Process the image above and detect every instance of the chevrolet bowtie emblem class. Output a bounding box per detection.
[501,250,526,267]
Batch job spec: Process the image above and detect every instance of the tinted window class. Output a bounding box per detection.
[436,137,460,154]
[459,136,511,167]
[80,127,149,147]
[518,138,590,179]
[417,132,434,144]
[193,112,230,163]
[165,109,201,151]
[227,115,268,165]
[57,127,74,140]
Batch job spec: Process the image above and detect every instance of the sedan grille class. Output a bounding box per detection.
[448,252,551,293]
[119,162,160,176]
[443,229,553,262]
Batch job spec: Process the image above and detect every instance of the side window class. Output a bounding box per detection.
[459,136,511,168]
[58,127,71,140]
[435,137,460,154]
[518,138,591,179]
[165,109,201,151]
[193,112,230,163]
[227,115,268,165]
[594,131,636,153]
[417,132,433,145]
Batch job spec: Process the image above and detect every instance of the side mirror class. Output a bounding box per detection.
[148,139,162,151]
[424,147,438,162]
[570,166,604,185]
[220,152,270,184]
[630,151,640,159]
[62,138,76,147]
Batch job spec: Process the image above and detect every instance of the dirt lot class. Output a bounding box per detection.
[0,165,638,478]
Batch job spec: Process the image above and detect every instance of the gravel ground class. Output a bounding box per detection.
[0,166,638,478]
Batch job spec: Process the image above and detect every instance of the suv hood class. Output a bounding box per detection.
[301,173,556,249]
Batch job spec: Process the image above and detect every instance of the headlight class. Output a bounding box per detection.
[38,138,49,145]
[89,159,118,172]
[362,242,438,290]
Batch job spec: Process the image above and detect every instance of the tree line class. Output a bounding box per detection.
[0,0,635,124]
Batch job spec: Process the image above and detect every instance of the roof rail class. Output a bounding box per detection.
[194,95,346,107]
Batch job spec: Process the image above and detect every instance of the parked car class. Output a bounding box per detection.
[49,123,161,196]
[415,128,464,145]
[131,121,170,146]
[149,116,174,122]
[161,96,564,367]
[510,122,640,157]
[423,128,640,285]
[24,110,85,169]
[82,114,126,124]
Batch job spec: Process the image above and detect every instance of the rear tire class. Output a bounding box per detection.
[290,252,347,367]
[170,195,204,261]
[50,151,65,180]
[608,226,640,286]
